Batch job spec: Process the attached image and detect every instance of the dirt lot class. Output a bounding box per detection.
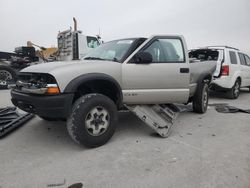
[0,89,250,188]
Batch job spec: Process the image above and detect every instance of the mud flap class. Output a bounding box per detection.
[0,107,34,137]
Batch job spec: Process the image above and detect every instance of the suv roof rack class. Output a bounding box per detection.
[206,46,239,51]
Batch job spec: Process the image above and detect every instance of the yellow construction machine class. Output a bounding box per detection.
[26,41,58,62]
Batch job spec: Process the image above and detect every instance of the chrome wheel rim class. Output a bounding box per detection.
[85,106,110,136]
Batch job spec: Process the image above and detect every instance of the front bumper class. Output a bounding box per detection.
[11,90,74,118]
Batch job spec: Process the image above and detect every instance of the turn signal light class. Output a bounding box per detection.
[46,87,60,94]
[221,65,229,76]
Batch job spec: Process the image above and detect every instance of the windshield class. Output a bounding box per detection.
[84,39,135,62]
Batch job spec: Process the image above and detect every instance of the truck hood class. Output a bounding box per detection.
[21,60,80,73]
[21,60,122,92]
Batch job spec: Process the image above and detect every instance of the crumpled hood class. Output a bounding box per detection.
[21,60,122,92]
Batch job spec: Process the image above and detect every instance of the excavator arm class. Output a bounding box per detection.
[27,41,58,61]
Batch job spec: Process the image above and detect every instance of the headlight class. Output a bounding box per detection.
[15,73,60,95]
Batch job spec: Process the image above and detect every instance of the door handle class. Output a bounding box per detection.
[180,68,189,73]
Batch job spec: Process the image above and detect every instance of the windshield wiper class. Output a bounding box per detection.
[84,57,105,60]
[84,56,119,62]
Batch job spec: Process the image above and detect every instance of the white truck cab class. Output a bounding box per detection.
[57,29,101,61]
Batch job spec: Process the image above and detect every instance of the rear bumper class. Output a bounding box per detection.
[211,76,234,89]
[11,90,74,118]
[210,83,230,91]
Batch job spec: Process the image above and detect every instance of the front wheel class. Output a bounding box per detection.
[228,79,241,99]
[67,94,118,148]
[193,82,209,114]
[0,65,17,89]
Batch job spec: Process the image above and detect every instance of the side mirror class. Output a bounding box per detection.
[133,51,152,64]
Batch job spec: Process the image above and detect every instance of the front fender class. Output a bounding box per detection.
[63,73,123,106]
[64,73,122,93]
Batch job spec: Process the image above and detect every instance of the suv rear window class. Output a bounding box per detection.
[245,55,250,65]
[229,51,238,64]
[238,53,246,65]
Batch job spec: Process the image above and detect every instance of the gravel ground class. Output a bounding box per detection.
[0,89,250,188]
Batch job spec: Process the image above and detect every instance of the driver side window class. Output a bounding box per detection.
[144,40,164,62]
[143,38,185,63]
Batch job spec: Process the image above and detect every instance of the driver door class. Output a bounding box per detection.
[122,36,190,104]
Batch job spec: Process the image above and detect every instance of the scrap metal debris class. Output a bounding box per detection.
[0,107,34,137]
[215,105,250,114]
[126,104,180,138]
[68,183,83,188]
[47,179,66,187]
[208,103,229,107]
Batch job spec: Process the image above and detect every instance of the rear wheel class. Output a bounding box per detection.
[67,94,118,148]
[0,65,17,89]
[228,79,241,99]
[193,82,209,114]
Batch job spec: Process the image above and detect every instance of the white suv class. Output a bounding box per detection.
[189,46,250,99]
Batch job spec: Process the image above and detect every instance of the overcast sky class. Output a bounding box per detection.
[0,0,249,54]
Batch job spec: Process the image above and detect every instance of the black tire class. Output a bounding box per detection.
[0,65,17,89]
[193,82,209,114]
[67,94,118,148]
[228,79,241,99]
[39,116,58,121]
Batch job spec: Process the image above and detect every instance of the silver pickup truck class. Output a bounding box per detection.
[11,35,216,147]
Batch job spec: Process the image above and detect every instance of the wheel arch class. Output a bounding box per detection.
[64,73,123,108]
[230,71,242,88]
[192,73,212,98]
[235,76,241,84]
[197,73,213,85]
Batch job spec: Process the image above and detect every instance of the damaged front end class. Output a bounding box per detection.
[11,73,74,119]
[14,73,60,95]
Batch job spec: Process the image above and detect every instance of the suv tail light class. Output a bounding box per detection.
[221,65,229,76]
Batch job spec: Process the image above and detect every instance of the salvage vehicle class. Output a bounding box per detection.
[11,35,216,147]
[189,46,250,99]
